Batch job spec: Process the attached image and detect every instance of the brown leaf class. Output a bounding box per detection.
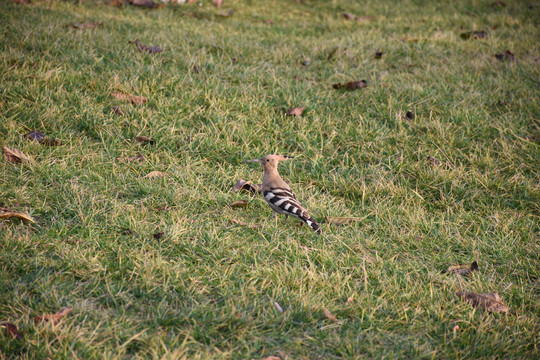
[494,50,516,62]
[118,154,145,163]
[230,218,261,229]
[264,19,274,24]
[343,12,375,22]
[68,22,102,30]
[323,308,338,322]
[446,261,478,276]
[218,9,234,17]
[110,0,124,6]
[405,110,415,120]
[121,228,133,236]
[232,179,261,194]
[144,171,167,179]
[153,232,164,240]
[33,307,73,324]
[212,0,223,8]
[0,208,35,223]
[460,31,489,40]
[111,92,147,105]
[135,136,155,145]
[374,50,383,59]
[112,106,124,115]
[25,131,61,146]
[286,107,305,117]
[129,0,165,9]
[427,156,441,166]
[230,200,249,208]
[193,63,200,74]
[129,39,163,54]
[327,217,359,225]
[345,296,354,305]
[491,1,506,7]
[10,0,30,4]
[2,146,34,164]
[452,325,460,333]
[332,80,367,91]
[342,12,356,20]
[456,292,509,313]
[1,323,23,339]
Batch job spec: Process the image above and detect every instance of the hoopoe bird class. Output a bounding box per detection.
[244,154,322,234]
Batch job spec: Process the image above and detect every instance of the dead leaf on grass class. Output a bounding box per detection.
[10,0,30,4]
[324,308,339,322]
[153,232,164,240]
[460,31,489,40]
[345,296,354,305]
[332,80,367,91]
[286,107,305,117]
[129,39,163,54]
[0,208,35,223]
[374,50,383,59]
[218,9,234,17]
[128,0,165,9]
[230,218,261,229]
[68,22,102,30]
[110,0,124,6]
[452,324,460,333]
[274,301,284,313]
[144,171,167,179]
[33,307,73,324]
[135,136,155,145]
[427,156,441,166]
[343,12,375,22]
[25,131,61,146]
[111,92,147,105]
[111,106,124,115]
[1,323,23,339]
[2,146,34,164]
[212,0,223,7]
[405,110,415,120]
[327,217,359,225]
[230,200,249,208]
[491,1,506,7]
[232,179,261,194]
[456,292,509,313]
[494,50,516,62]
[446,261,478,276]
[193,63,200,74]
[118,154,145,163]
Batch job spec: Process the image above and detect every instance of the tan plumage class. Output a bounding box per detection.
[245,154,321,234]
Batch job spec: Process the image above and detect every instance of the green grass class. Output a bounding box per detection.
[0,0,539,358]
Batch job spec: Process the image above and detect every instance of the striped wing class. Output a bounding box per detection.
[263,187,308,218]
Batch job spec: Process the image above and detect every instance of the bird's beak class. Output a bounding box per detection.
[243,158,262,164]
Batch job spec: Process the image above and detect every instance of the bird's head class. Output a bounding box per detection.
[244,154,293,171]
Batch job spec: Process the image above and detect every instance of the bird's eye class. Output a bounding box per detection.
[266,159,270,162]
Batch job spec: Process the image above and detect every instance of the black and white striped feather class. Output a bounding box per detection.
[263,187,321,234]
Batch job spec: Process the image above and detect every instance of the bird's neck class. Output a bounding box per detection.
[262,166,287,188]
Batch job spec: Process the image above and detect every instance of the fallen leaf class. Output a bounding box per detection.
[230,218,261,229]
[460,31,489,40]
[118,154,145,163]
[25,131,61,146]
[332,80,367,91]
[111,92,147,105]
[129,39,163,54]
[327,217,359,225]
[274,301,283,313]
[232,179,261,194]
[374,50,383,59]
[324,308,338,322]
[491,1,506,7]
[193,63,200,74]
[181,217,198,223]
[456,292,509,313]
[121,228,133,236]
[264,19,273,24]
[0,208,35,223]
[405,110,415,120]
[0,323,23,339]
[342,12,356,20]
[112,106,124,115]
[230,200,249,208]
[212,0,223,7]
[153,232,164,240]
[128,0,165,8]
[2,146,34,164]
[286,107,305,117]
[10,0,30,4]
[446,261,479,276]
[427,156,441,166]
[110,0,124,6]
[346,296,354,305]
[218,9,234,17]
[452,325,460,333]
[33,307,73,324]
[135,136,155,145]
[494,50,516,62]
[68,22,102,30]
[144,171,168,178]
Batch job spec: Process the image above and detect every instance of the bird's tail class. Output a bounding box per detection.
[301,216,322,234]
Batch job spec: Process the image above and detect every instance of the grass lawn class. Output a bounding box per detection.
[1,0,539,358]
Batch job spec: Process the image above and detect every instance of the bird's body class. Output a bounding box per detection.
[245,154,321,234]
